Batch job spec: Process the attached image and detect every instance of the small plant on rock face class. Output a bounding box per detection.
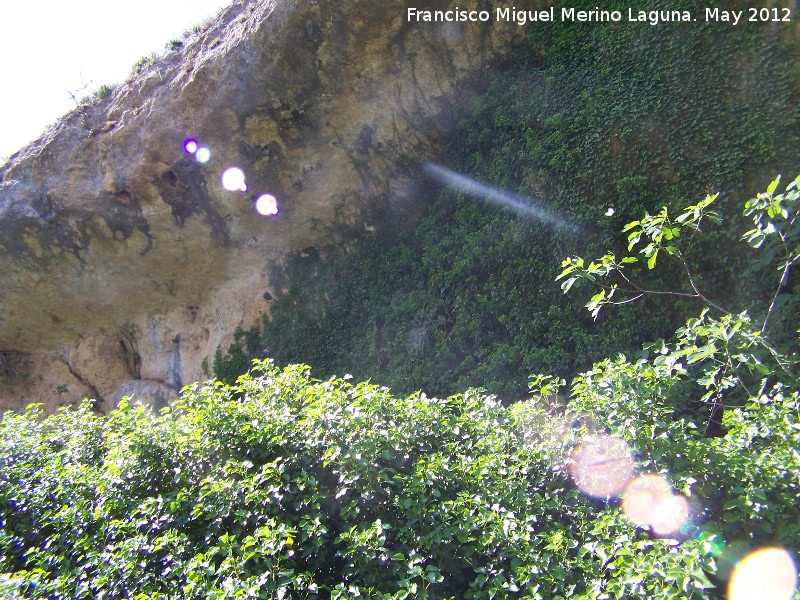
[130,53,159,77]
[93,83,116,100]
[0,351,15,379]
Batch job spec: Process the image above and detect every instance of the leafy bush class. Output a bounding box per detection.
[93,84,116,100]
[0,365,707,599]
[558,175,800,417]
[130,54,159,77]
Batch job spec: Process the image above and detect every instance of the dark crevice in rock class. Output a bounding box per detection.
[162,170,178,186]
[167,336,183,389]
[119,324,142,380]
[60,356,104,411]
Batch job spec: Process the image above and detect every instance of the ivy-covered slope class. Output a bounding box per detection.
[215,0,800,400]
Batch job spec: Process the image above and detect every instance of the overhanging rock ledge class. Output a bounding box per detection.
[0,0,524,413]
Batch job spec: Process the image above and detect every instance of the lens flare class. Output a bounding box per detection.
[623,474,672,524]
[195,147,211,163]
[183,138,198,153]
[255,194,279,216]
[621,474,690,536]
[568,436,634,498]
[222,167,246,191]
[697,532,726,558]
[651,493,690,536]
[718,542,755,582]
[421,162,578,232]
[729,547,797,600]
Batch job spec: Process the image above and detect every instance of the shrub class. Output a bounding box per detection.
[130,54,159,78]
[0,363,720,599]
[93,84,116,100]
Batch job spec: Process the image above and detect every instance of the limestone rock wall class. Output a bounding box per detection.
[0,0,524,414]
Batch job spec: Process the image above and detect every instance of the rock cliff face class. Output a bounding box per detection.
[0,0,523,413]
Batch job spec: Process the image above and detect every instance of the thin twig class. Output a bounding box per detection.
[761,226,799,334]
[676,248,730,315]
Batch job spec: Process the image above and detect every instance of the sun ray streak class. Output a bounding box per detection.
[421,162,579,233]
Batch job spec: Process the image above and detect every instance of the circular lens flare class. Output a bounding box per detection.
[183,138,198,153]
[719,542,755,582]
[255,194,279,216]
[623,474,673,525]
[729,547,797,600]
[697,532,726,558]
[651,494,690,536]
[568,436,633,498]
[622,474,690,537]
[221,167,246,191]
[195,147,211,163]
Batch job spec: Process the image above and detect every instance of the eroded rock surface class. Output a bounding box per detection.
[0,0,523,413]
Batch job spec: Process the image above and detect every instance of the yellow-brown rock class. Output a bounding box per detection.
[0,0,525,414]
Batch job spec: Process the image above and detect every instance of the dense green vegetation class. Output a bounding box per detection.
[2,175,799,598]
[214,0,800,400]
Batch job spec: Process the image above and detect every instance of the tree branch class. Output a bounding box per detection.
[676,248,730,315]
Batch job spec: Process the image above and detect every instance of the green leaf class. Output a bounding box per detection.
[647,249,658,269]
[561,277,576,293]
[767,176,780,195]
[687,345,717,364]
[622,220,641,231]
[627,232,642,250]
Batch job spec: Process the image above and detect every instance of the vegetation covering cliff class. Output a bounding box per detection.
[213,0,800,401]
